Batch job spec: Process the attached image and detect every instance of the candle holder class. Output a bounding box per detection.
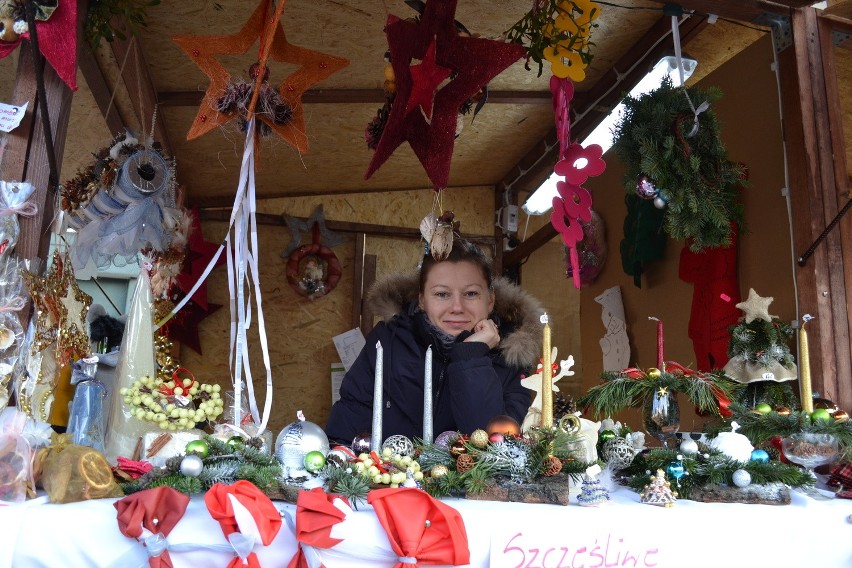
[642,388,680,448]
[781,432,838,499]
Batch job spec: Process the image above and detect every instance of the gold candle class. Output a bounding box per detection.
[541,314,553,428]
[799,315,814,414]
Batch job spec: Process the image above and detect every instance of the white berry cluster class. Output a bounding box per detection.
[119,375,224,430]
[351,447,425,487]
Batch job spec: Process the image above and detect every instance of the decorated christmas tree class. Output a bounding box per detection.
[577,474,610,506]
[723,289,798,409]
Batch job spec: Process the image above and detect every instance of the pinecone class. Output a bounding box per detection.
[542,455,563,476]
[455,453,475,474]
[554,393,577,419]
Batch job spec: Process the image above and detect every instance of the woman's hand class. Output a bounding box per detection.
[465,318,501,349]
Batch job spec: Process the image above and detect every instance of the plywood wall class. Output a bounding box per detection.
[182,186,505,434]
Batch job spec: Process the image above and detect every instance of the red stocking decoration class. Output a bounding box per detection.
[678,223,741,371]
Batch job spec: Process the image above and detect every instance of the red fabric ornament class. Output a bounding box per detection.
[286,488,349,568]
[548,76,605,288]
[176,208,225,313]
[205,480,283,568]
[163,291,222,355]
[113,456,154,480]
[406,39,451,121]
[679,223,741,371]
[114,486,190,568]
[0,0,77,90]
[365,0,525,189]
[368,487,470,568]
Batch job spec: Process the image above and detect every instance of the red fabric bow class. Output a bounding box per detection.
[664,361,733,417]
[286,488,350,568]
[204,481,282,568]
[114,486,191,568]
[368,487,470,568]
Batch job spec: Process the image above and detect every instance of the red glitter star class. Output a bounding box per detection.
[364,0,525,189]
[405,38,451,121]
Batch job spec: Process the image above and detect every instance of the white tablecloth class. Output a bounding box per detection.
[0,486,850,568]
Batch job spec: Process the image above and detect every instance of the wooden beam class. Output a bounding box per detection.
[109,27,174,157]
[503,222,557,268]
[197,209,496,247]
[673,1,786,21]
[498,14,709,198]
[77,43,125,136]
[188,183,489,208]
[157,89,553,107]
[781,7,852,411]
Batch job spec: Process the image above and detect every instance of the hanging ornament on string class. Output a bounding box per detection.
[420,193,459,261]
[635,175,669,210]
[548,75,607,289]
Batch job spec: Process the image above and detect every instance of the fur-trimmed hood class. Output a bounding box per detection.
[367,271,544,369]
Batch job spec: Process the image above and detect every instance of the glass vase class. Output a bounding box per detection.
[643,388,680,448]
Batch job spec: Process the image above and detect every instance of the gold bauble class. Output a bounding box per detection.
[776,406,792,416]
[486,415,521,437]
[430,464,448,478]
[833,410,849,423]
[469,429,489,448]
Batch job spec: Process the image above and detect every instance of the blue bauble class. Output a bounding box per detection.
[750,449,770,463]
[666,460,685,481]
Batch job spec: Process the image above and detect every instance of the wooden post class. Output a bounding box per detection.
[780,8,852,410]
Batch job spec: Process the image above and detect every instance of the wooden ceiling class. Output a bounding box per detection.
[1,0,851,209]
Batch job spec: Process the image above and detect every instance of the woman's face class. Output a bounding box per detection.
[419,260,494,337]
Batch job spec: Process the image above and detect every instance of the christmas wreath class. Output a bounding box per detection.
[612,77,746,252]
[285,243,342,300]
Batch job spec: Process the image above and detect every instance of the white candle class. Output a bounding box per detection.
[371,340,383,452]
[423,346,433,444]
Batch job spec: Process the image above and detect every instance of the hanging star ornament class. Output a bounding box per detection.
[172,0,349,153]
[364,0,526,189]
[21,249,91,362]
[736,288,777,324]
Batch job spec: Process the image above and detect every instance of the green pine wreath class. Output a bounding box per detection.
[612,77,746,251]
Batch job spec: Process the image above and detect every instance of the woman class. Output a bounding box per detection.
[325,238,544,444]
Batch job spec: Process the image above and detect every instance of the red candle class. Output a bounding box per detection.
[649,316,663,369]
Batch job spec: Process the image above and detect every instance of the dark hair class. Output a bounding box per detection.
[419,238,494,293]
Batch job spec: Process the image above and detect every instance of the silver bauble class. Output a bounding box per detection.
[653,196,667,209]
[434,430,458,449]
[326,448,351,468]
[275,416,329,471]
[180,454,204,477]
[601,436,636,470]
[382,434,414,457]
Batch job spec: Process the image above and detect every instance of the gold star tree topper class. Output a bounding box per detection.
[735,288,777,324]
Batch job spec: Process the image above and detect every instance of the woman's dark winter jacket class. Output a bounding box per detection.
[325,272,544,444]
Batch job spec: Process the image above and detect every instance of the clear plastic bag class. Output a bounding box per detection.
[67,357,107,453]
[0,407,50,503]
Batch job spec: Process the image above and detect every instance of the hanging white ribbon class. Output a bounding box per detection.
[671,15,709,138]
[153,118,273,437]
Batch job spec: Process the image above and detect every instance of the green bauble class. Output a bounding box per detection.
[185,439,210,458]
[227,436,245,449]
[303,450,326,473]
[598,429,616,444]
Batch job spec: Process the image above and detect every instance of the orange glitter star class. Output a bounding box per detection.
[172,0,349,153]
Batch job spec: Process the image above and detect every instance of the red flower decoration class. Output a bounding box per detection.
[554,143,607,185]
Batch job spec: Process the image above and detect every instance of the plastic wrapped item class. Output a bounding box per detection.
[0,258,26,409]
[35,436,123,503]
[0,181,35,265]
[67,357,107,453]
[0,407,51,503]
[104,270,157,463]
